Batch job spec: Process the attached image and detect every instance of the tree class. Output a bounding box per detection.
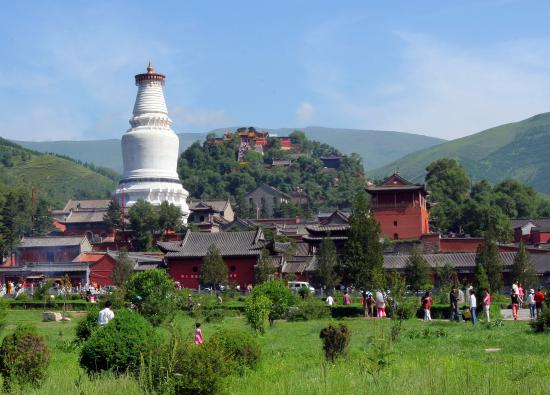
[112,248,134,288]
[128,200,159,251]
[157,201,183,238]
[342,191,383,289]
[32,199,52,236]
[200,245,228,289]
[256,248,275,283]
[475,230,503,293]
[404,248,432,293]
[317,237,340,294]
[474,258,490,292]
[252,280,295,325]
[510,241,538,289]
[104,199,122,231]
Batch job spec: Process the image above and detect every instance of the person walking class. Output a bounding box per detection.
[343,292,352,305]
[519,283,525,308]
[511,291,520,321]
[98,300,115,326]
[365,292,374,318]
[535,288,545,318]
[422,291,432,321]
[375,290,386,318]
[326,294,334,306]
[469,289,477,325]
[527,289,536,320]
[450,286,459,321]
[194,323,203,345]
[483,288,491,323]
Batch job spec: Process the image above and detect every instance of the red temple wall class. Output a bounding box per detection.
[373,206,429,240]
[89,255,115,286]
[167,257,258,289]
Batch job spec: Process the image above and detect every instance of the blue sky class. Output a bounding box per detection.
[3,0,550,141]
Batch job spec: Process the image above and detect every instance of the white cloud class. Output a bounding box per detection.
[295,101,317,124]
[303,32,550,139]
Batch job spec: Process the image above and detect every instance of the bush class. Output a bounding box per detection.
[204,308,225,323]
[331,305,364,318]
[75,307,100,342]
[287,299,331,321]
[392,299,418,320]
[80,309,160,375]
[298,287,311,300]
[0,325,50,391]
[530,306,550,333]
[15,292,31,301]
[126,269,177,325]
[252,280,295,325]
[33,280,53,301]
[319,324,351,362]
[244,295,272,333]
[210,328,261,371]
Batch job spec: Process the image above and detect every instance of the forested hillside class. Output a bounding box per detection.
[178,131,365,217]
[370,112,550,194]
[0,138,116,207]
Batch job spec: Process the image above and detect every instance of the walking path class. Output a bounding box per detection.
[500,308,532,321]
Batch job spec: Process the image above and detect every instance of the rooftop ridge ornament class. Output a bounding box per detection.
[135,61,165,85]
[147,61,154,73]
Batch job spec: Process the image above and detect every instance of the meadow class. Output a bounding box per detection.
[2,309,550,395]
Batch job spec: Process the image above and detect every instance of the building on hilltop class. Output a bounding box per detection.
[245,184,292,218]
[114,63,189,223]
[366,172,430,240]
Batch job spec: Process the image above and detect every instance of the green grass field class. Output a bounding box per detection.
[2,310,549,394]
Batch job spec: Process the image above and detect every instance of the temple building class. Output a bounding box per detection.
[366,173,430,240]
[114,63,189,223]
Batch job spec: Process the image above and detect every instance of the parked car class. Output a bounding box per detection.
[287,281,315,293]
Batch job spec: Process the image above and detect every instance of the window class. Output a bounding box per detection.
[199,215,205,222]
[394,221,398,227]
[46,252,54,262]
[192,266,198,273]
[230,266,236,272]
[393,233,399,240]
[273,197,277,205]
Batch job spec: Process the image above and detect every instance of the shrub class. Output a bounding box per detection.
[530,307,550,333]
[33,280,53,301]
[126,269,177,325]
[252,280,295,325]
[392,299,418,320]
[287,299,331,321]
[331,305,363,318]
[80,309,160,375]
[319,324,351,362]
[210,328,261,371]
[15,292,31,301]
[75,306,100,342]
[298,287,311,300]
[0,325,50,391]
[204,308,225,323]
[244,295,272,333]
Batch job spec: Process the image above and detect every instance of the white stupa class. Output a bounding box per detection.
[114,63,189,223]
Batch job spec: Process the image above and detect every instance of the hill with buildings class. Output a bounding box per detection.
[0,138,117,207]
[14,127,443,173]
[370,112,550,193]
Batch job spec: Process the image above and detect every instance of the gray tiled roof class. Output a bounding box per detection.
[0,263,89,273]
[510,218,550,231]
[19,237,87,248]
[305,224,350,233]
[282,256,317,273]
[188,199,229,212]
[60,210,107,223]
[383,252,550,274]
[160,229,265,258]
[63,199,111,212]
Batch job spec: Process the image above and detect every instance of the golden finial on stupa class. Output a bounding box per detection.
[147,62,154,74]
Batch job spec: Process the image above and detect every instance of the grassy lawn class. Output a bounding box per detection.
[3,310,550,394]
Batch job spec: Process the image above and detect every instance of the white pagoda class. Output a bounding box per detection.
[114,63,190,223]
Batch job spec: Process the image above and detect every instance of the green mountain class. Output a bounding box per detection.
[0,138,117,207]
[370,112,550,193]
[15,127,443,173]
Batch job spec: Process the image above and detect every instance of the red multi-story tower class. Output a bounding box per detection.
[366,173,430,240]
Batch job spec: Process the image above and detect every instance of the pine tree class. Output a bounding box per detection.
[157,201,183,238]
[128,200,159,251]
[404,247,432,293]
[256,248,275,283]
[112,248,134,288]
[474,257,490,292]
[342,191,383,289]
[317,237,340,294]
[200,245,228,289]
[104,199,122,231]
[511,241,538,289]
[32,199,52,236]
[475,229,503,292]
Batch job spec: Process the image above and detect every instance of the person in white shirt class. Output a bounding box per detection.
[326,295,334,306]
[469,290,477,325]
[98,300,115,326]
